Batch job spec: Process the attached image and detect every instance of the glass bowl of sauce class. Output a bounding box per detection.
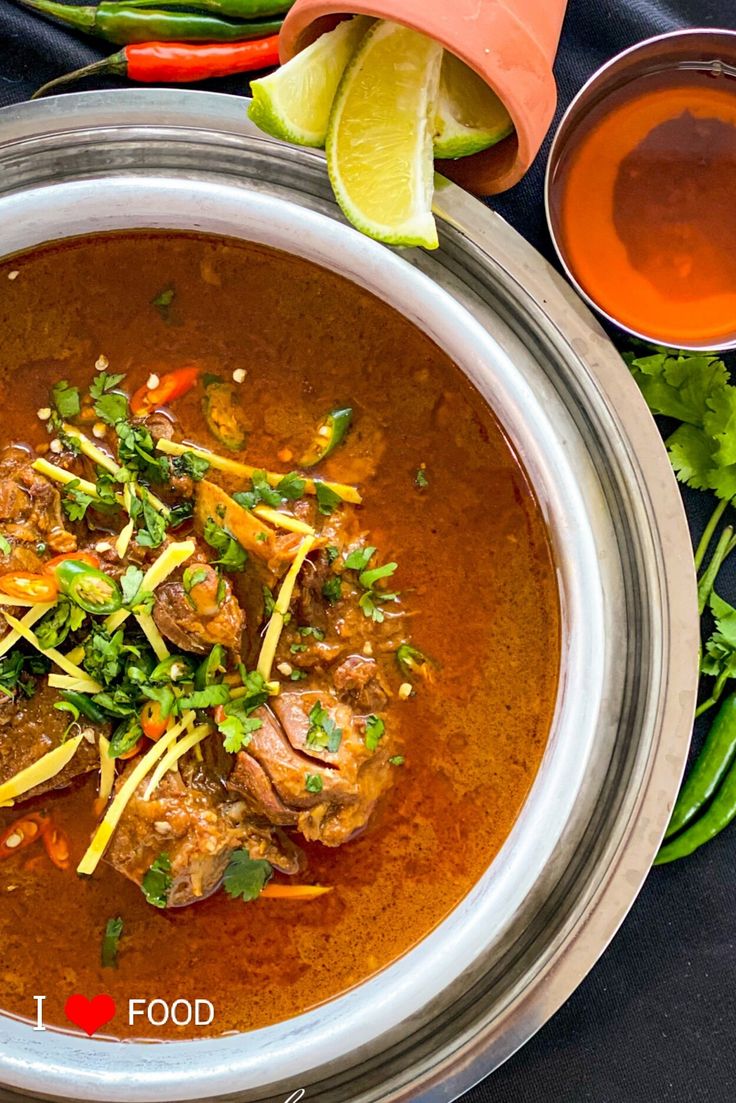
[546,29,736,351]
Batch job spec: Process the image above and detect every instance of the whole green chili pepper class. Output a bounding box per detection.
[123,0,292,16]
[16,0,284,45]
[655,750,736,864]
[664,693,736,840]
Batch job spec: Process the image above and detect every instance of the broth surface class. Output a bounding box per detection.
[0,232,559,1039]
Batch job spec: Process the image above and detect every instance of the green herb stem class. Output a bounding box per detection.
[698,525,734,616]
[694,498,730,572]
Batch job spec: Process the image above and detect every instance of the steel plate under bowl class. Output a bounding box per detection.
[0,90,697,1103]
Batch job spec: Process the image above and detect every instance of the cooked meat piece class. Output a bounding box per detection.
[0,681,102,801]
[107,765,300,907]
[153,563,244,656]
[332,655,389,711]
[0,453,76,553]
[228,689,392,847]
[143,414,194,499]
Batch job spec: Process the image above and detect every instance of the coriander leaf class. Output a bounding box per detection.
[83,625,127,685]
[299,626,325,641]
[626,350,729,425]
[666,424,716,492]
[306,700,342,753]
[141,853,172,909]
[415,467,429,489]
[152,285,175,322]
[263,585,275,618]
[179,684,230,710]
[120,565,145,608]
[344,545,376,572]
[359,561,397,590]
[305,773,323,793]
[94,391,129,427]
[36,598,86,649]
[51,379,81,420]
[223,849,272,902]
[704,386,736,469]
[290,669,308,681]
[135,493,167,549]
[203,518,248,571]
[172,451,210,482]
[364,714,385,752]
[315,482,341,516]
[0,651,49,699]
[277,472,306,500]
[290,643,308,654]
[101,916,124,968]
[62,479,95,522]
[389,755,405,766]
[325,545,339,565]
[0,535,11,556]
[220,713,263,753]
[702,592,736,678]
[89,371,125,401]
[322,576,342,603]
[116,422,170,484]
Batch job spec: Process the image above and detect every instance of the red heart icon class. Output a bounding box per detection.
[64,994,116,1038]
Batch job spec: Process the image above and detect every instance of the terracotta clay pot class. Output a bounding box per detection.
[279,0,568,195]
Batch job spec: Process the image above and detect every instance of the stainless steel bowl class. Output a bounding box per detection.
[545,28,736,352]
[0,90,698,1103]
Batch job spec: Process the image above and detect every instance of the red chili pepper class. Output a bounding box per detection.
[42,824,72,871]
[32,36,281,99]
[44,551,101,574]
[131,365,202,417]
[0,812,51,860]
[0,571,59,604]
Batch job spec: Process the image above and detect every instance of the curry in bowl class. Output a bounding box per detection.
[0,231,559,1039]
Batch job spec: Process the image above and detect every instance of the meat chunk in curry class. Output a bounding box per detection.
[0,362,413,915]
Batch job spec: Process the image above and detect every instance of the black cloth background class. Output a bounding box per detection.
[1,1,735,1101]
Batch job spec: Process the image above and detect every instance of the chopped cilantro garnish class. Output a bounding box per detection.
[36,598,86,649]
[172,451,210,482]
[0,535,11,556]
[322,576,343,604]
[182,566,209,605]
[61,479,95,522]
[215,670,268,752]
[415,467,429,489]
[344,545,376,571]
[277,472,306,500]
[101,916,123,968]
[223,850,272,902]
[141,853,172,909]
[152,285,175,321]
[389,755,405,767]
[263,585,276,617]
[0,651,49,699]
[89,373,128,426]
[130,491,167,549]
[315,482,341,516]
[364,714,385,752]
[290,643,308,654]
[325,545,339,565]
[299,626,325,640]
[305,773,323,793]
[203,518,248,571]
[290,669,308,681]
[116,422,170,484]
[179,684,230,710]
[306,700,342,753]
[51,380,80,420]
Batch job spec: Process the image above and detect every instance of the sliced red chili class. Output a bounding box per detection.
[131,365,202,416]
[0,572,59,604]
[0,812,50,859]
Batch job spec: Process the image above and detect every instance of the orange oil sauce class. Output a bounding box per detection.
[549,67,736,346]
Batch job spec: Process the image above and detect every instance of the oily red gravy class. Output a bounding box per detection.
[0,232,559,1039]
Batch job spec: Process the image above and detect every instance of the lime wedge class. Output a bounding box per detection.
[248,16,371,148]
[434,52,514,160]
[326,20,443,249]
